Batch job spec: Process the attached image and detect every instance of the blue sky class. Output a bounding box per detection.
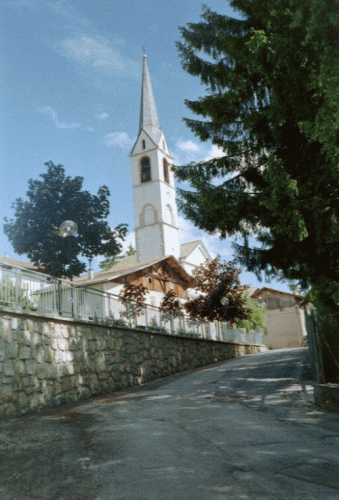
[1,0,292,293]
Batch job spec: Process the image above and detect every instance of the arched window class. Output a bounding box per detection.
[140,157,151,183]
[144,206,155,225]
[163,158,169,184]
[142,139,146,149]
[165,204,173,225]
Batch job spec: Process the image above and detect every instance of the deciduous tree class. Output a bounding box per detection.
[4,162,127,279]
[183,258,250,324]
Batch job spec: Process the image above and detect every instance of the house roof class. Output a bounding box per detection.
[251,287,300,299]
[73,254,194,287]
[179,240,211,261]
[0,256,41,271]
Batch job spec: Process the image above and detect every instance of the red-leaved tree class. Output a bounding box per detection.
[184,258,250,325]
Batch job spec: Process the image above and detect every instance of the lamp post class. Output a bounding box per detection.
[59,220,78,317]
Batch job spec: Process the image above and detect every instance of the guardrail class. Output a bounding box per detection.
[0,262,263,345]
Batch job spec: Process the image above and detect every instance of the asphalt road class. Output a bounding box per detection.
[1,348,339,500]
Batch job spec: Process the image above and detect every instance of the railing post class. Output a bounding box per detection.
[145,303,148,328]
[14,267,21,309]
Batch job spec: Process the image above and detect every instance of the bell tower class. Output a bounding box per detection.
[130,54,180,263]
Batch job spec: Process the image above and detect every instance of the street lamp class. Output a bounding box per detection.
[59,220,78,238]
[59,220,78,317]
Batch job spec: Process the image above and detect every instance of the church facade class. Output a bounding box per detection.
[73,54,210,304]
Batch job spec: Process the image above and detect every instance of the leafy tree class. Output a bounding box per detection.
[119,283,148,326]
[4,162,128,279]
[184,258,250,324]
[175,1,339,380]
[236,296,266,333]
[160,289,184,330]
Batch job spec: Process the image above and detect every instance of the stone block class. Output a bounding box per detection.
[0,385,13,400]
[31,332,42,346]
[3,361,15,377]
[4,404,16,418]
[44,349,54,363]
[51,338,58,350]
[58,338,68,351]
[7,343,18,359]
[19,347,31,360]
[95,352,106,372]
[18,392,28,407]
[25,360,37,375]
[25,319,34,333]
[11,318,18,330]
[2,319,12,342]
[42,323,51,336]
[2,376,13,385]
[61,327,70,339]
[14,360,25,374]
[66,363,75,375]
[65,351,74,362]
[0,349,5,362]
[37,365,48,379]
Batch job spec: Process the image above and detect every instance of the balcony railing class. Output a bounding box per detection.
[0,261,264,345]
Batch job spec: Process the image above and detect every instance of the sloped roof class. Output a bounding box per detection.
[0,256,41,271]
[179,240,211,261]
[251,287,300,299]
[73,254,194,287]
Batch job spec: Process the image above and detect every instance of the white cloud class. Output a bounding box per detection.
[51,0,88,26]
[173,139,225,167]
[40,106,80,129]
[103,132,133,149]
[60,36,138,78]
[203,145,225,161]
[176,139,201,152]
[96,112,109,120]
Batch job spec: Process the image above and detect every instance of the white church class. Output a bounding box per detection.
[73,54,211,307]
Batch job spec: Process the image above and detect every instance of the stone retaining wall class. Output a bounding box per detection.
[0,308,265,418]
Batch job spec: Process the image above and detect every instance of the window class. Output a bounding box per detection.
[142,139,146,149]
[163,158,169,183]
[141,157,151,183]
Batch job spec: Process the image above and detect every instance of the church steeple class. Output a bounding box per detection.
[139,54,162,142]
[130,54,180,264]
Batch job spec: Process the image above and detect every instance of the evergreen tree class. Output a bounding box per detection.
[4,162,128,279]
[99,244,136,271]
[175,0,339,380]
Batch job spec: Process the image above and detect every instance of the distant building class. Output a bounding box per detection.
[250,287,307,349]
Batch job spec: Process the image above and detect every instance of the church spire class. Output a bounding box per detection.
[139,54,162,142]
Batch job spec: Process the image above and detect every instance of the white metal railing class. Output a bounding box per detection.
[0,261,264,345]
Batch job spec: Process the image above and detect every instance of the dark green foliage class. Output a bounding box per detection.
[99,244,136,271]
[176,0,339,380]
[175,0,339,290]
[4,162,128,279]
